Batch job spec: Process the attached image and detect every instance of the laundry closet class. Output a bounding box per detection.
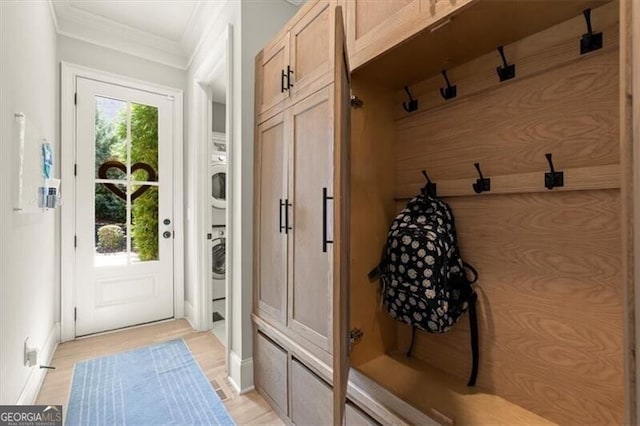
[252,0,637,424]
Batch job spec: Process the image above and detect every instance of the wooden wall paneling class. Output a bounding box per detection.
[392,1,619,120]
[395,49,620,193]
[395,164,620,199]
[348,77,399,368]
[353,0,611,89]
[287,86,334,352]
[395,191,623,425]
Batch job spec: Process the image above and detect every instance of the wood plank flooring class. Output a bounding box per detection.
[36,319,284,425]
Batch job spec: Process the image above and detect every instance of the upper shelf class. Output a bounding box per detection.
[352,0,612,89]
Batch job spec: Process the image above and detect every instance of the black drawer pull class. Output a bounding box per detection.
[322,187,333,253]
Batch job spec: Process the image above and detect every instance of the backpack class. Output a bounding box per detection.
[369,192,479,386]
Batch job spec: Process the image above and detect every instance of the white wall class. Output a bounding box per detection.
[57,36,187,92]
[185,0,298,391]
[236,0,299,376]
[0,0,58,404]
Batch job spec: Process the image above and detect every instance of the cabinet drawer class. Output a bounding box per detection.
[346,402,378,426]
[255,331,288,416]
[290,358,333,425]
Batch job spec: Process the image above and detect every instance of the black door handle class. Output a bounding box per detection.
[285,199,292,234]
[281,69,288,93]
[322,187,333,253]
[287,65,294,88]
[279,198,284,233]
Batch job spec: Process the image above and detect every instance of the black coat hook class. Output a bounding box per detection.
[472,163,491,194]
[439,70,457,100]
[402,86,419,112]
[544,153,564,190]
[496,45,516,82]
[421,170,437,197]
[580,8,602,55]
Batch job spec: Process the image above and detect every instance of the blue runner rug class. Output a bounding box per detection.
[66,339,235,425]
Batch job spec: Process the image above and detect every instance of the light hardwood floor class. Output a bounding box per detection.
[36,319,284,425]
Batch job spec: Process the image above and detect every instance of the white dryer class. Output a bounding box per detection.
[211,152,227,226]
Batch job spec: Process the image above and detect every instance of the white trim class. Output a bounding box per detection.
[17,323,60,404]
[184,301,196,329]
[52,0,187,69]
[60,62,184,342]
[228,351,255,395]
[192,25,233,339]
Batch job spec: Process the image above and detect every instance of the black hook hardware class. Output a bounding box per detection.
[439,70,457,100]
[402,86,419,112]
[472,163,491,194]
[496,45,516,82]
[544,153,564,190]
[421,170,437,197]
[580,8,602,55]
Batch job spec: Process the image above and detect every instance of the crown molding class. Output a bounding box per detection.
[51,0,215,70]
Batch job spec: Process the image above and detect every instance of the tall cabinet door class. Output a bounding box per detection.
[288,86,335,352]
[255,112,288,325]
[332,6,351,426]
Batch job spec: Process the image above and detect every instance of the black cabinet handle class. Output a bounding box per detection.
[285,199,292,234]
[287,65,294,88]
[322,187,333,253]
[279,198,285,233]
[281,69,288,93]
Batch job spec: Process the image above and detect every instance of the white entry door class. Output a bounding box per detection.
[75,77,174,336]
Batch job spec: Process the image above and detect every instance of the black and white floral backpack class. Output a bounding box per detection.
[369,191,479,386]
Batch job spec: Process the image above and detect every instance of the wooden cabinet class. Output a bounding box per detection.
[254,332,289,417]
[290,359,334,425]
[254,112,288,325]
[256,36,289,122]
[257,0,638,425]
[288,86,335,352]
[344,0,475,70]
[256,0,335,123]
[254,4,351,426]
[254,87,338,353]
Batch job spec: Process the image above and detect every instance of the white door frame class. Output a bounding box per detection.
[60,62,185,342]
[191,24,233,363]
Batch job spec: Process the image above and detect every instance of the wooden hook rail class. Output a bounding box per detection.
[394,164,620,200]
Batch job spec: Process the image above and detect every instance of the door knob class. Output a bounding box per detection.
[163,231,172,239]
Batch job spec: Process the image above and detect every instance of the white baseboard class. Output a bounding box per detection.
[184,301,196,329]
[228,350,254,394]
[17,322,60,405]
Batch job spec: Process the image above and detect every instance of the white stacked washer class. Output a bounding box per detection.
[211,149,226,343]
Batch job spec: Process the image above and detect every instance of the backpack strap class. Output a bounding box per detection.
[406,326,417,357]
[467,292,479,386]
